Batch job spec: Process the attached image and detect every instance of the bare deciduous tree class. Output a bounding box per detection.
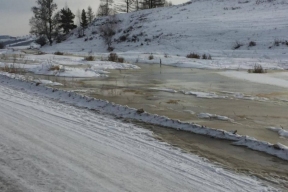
[29,0,58,45]
[97,0,114,17]
[115,0,136,13]
[99,16,118,51]
[87,6,95,23]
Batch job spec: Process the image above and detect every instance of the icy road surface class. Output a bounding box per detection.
[0,84,277,192]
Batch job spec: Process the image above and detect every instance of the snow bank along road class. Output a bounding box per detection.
[0,83,278,192]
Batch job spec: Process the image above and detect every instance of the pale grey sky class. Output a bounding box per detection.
[0,0,188,36]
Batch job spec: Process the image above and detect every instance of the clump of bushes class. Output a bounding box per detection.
[54,51,64,55]
[186,52,200,59]
[108,53,125,63]
[274,39,281,46]
[108,53,118,62]
[0,64,23,73]
[202,54,212,60]
[48,65,60,71]
[233,41,243,49]
[148,54,154,60]
[35,36,47,47]
[118,57,125,63]
[84,55,96,61]
[248,64,266,73]
[273,39,288,47]
[248,41,256,47]
[0,42,5,49]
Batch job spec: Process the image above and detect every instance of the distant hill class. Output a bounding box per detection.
[0,35,35,47]
[43,0,288,56]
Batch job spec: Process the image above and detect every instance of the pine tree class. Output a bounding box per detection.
[59,8,76,34]
[80,9,88,28]
[29,0,58,45]
[87,6,95,24]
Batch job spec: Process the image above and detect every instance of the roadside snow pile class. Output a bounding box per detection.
[268,127,288,139]
[198,113,234,122]
[182,91,227,99]
[1,73,288,161]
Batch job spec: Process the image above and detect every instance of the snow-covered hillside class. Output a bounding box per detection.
[44,0,288,58]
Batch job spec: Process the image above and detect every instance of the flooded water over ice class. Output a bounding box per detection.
[29,63,288,190]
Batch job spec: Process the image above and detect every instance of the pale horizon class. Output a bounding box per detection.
[0,0,188,37]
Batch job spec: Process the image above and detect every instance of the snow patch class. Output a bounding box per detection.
[268,127,288,139]
[198,113,234,122]
[182,91,227,99]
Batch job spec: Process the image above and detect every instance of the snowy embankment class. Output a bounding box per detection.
[1,73,288,161]
[0,79,277,192]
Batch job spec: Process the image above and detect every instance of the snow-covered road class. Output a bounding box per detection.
[0,84,277,192]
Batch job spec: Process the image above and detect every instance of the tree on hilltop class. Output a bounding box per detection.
[59,7,77,34]
[87,6,95,24]
[29,0,58,45]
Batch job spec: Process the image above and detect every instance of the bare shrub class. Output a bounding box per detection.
[248,41,256,47]
[99,16,118,51]
[48,65,60,71]
[202,54,212,60]
[186,52,200,59]
[54,51,64,55]
[233,41,243,49]
[248,64,266,73]
[238,0,249,3]
[119,35,127,42]
[84,56,96,61]
[274,39,281,46]
[148,54,154,60]
[0,64,25,74]
[118,57,125,63]
[108,53,118,62]
[35,36,47,47]
[0,42,5,49]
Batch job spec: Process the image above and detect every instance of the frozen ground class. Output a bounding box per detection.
[0,78,278,191]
